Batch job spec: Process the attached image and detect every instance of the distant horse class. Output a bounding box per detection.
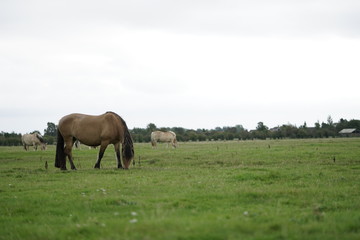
[73,139,81,149]
[55,112,134,170]
[73,140,96,150]
[151,131,177,148]
[21,133,47,151]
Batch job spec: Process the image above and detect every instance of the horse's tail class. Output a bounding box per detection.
[55,129,66,168]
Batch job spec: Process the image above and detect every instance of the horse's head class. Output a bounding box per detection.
[122,144,134,169]
[41,143,47,151]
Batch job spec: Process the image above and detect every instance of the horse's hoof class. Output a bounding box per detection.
[72,168,77,171]
[94,165,100,169]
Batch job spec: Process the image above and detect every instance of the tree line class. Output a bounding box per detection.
[132,117,360,142]
[1,117,359,146]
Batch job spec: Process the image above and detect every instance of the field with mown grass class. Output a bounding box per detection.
[1,138,360,240]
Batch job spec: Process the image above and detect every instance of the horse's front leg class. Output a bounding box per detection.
[94,142,108,169]
[114,143,122,169]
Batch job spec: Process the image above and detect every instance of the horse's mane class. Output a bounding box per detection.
[106,111,129,130]
[35,133,45,143]
[168,131,176,136]
[106,112,134,158]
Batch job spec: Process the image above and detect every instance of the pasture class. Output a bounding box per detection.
[0,138,359,240]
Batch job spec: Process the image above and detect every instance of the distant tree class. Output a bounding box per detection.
[185,130,198,141]
[347,119,360,129]
[197,132,207,141]
[319,116,336,137]
[224,132,235,140]
[0,131,22,146]
[44,122,57,136]
[235,125,245,133]
[300,121,307,128]
[336,118,348,132]
[327,115,334,126]
[251,122,267,139]
[131,127,149,142]
[256,122,269,132]
[147,123,157,133]
[213,131,225,141]
[42,122,57,144]
[239,129,250,140]
[172,127,186,135]
[280,124,298,138]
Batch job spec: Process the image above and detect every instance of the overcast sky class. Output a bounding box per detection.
[1,0,360,134]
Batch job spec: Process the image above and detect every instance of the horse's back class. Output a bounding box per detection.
[151,131,160,139]
[22,133,44,146]
[59,113,102,132]
[58,112,122,146]
[21,134,28,144]
[152,131,176,142]
[168,131,176,138]
[22,134,34,144]
[59,113,89,128]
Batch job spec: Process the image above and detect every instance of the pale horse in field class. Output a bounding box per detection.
[151,131,177,148]
[21,133,47,151]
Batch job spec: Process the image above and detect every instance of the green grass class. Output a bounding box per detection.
[1,138,360,239]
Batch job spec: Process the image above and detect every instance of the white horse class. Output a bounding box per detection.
[21,133,47,151]
[73,139,97,150]
[151,131,177,148]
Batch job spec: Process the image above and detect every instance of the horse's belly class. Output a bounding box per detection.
[76,137,101,147]
[159,137,171,142]
[74,131,101,147]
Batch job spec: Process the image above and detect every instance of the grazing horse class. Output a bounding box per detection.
[55,112,134,170]
[151,131,177,148]
[21,133,47,151]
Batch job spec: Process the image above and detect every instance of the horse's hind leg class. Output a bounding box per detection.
[94,143,108,169]
[64,139,77,170]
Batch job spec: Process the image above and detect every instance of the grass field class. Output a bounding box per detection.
[1,138,360,240]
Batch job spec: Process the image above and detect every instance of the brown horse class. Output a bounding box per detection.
[55,112,134,170]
